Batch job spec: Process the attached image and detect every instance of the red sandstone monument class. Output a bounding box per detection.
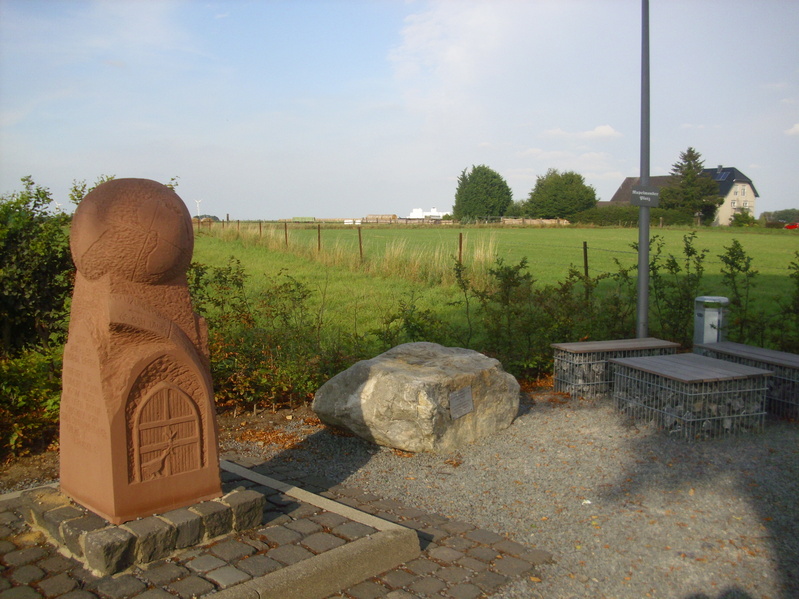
[60,178,221,524]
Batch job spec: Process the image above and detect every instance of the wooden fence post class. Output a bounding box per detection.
[317,224,321,253]
[284,222,288,247]
[458,232,463,264]
[358,226,364,263]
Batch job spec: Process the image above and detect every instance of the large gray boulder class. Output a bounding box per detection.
[312,342,520,453]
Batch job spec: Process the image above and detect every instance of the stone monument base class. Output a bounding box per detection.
[21,486,264,576]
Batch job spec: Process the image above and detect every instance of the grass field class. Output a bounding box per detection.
[193,224,799,341]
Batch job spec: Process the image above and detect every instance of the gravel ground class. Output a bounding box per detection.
[225,390,799,599]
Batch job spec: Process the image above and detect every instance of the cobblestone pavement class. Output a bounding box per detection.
[1,458,552,599]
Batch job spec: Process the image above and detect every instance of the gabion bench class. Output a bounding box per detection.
[694,341,799,419]
[611,353,772,440]
[552,337,679,398]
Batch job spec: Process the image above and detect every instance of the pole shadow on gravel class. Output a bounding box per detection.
[595,413,798,599]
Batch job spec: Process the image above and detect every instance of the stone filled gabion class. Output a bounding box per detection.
[553,346,677,398]
[695,348,799,419]
[613,366,767,440]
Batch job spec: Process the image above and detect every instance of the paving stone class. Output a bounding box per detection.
[346,580,389,599]
[209,539,256,562]
[443,582,483,599]
[493,539,528,557]
[310,512,349,529]
[384,591,417,599]
[61,514,107,557]
[435,565,471,584]
[404,557,441,575]
[137,562,189,586]
[440,536,476,552]
[465,529,505,545]
[158,509,203,549]
[0,526,14,539]
[258,525,301,546]
[41,506,85,544]
[301,532,346,554]
[0,586,42,599]
[440,520,475,535]
[4,547,48,567]
[220,490,265,531]
[59,592,95,599]
[82,527,136,576]
[331,522,375,541]
[133,590,175,599]
[518,548,554,565]
[11,564,45,584]
[283,518,321,535]
[94,574,146,599]
[282,503,320,519]
[168,575,215,599]
[465,545,500,562]
[0,540,17,554]
[186,554,226,573]
[205,565,251,588]
[491,555,533,576]
[379,569,419,589]
[265,493,294,507]
[428,546,464,562]
[123,516,178,564]
[420,527,448,542]
[0,580,9,593]
[457,556,489,572]
[261,512,290,527]
[408,576,446,595]
[470,570,509,592]
[189,501,232,539]
[236,554,282,577]
[266,544,313,565]
[37,572,78,598]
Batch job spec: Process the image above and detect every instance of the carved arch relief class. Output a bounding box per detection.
[133,382,202,482]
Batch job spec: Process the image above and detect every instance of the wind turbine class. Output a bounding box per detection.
[194,199,202,219]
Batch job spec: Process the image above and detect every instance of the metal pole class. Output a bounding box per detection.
[636,0,651,338]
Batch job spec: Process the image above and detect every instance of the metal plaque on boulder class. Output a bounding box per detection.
[449,386,474,420]
[630,185,660,207]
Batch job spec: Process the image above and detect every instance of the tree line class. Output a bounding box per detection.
[453,147,740,226]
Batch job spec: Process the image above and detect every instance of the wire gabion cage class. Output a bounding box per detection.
[695,344,798,420]
[612,359,769,440]
[552,339,679,399]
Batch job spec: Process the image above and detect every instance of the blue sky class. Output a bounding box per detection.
[1,0,797,219]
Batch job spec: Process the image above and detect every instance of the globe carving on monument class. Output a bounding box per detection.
[71,179,193,284]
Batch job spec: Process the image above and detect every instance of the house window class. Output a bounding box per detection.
[744,201,749,208]
[731,200,737,208]
[734,189,739,196]
[741,186,746,196]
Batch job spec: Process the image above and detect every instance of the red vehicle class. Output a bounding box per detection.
[785,222,799,229]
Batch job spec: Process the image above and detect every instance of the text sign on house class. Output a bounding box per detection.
[630,185,660,207]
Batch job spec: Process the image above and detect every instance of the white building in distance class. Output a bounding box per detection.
[407,207,446,220]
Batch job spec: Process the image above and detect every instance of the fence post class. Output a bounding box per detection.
[583,241,589,278]
[284,222,288,247]
[317,224,321,253]
[358,226,364,263]
[259,221,262,238]
[458,232,463,264]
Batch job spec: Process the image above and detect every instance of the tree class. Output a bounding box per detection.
[453,165,513,221]
[659,147,722,225]
[523,169,597,220]
[0,177,74,355]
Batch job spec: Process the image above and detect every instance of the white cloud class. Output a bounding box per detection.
[785,123,799,135]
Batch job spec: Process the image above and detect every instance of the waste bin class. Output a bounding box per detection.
[693,296,729,345]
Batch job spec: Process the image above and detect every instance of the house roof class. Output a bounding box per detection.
[702,166,759,198]
[605,175,672,205]
[603,166,758,205]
